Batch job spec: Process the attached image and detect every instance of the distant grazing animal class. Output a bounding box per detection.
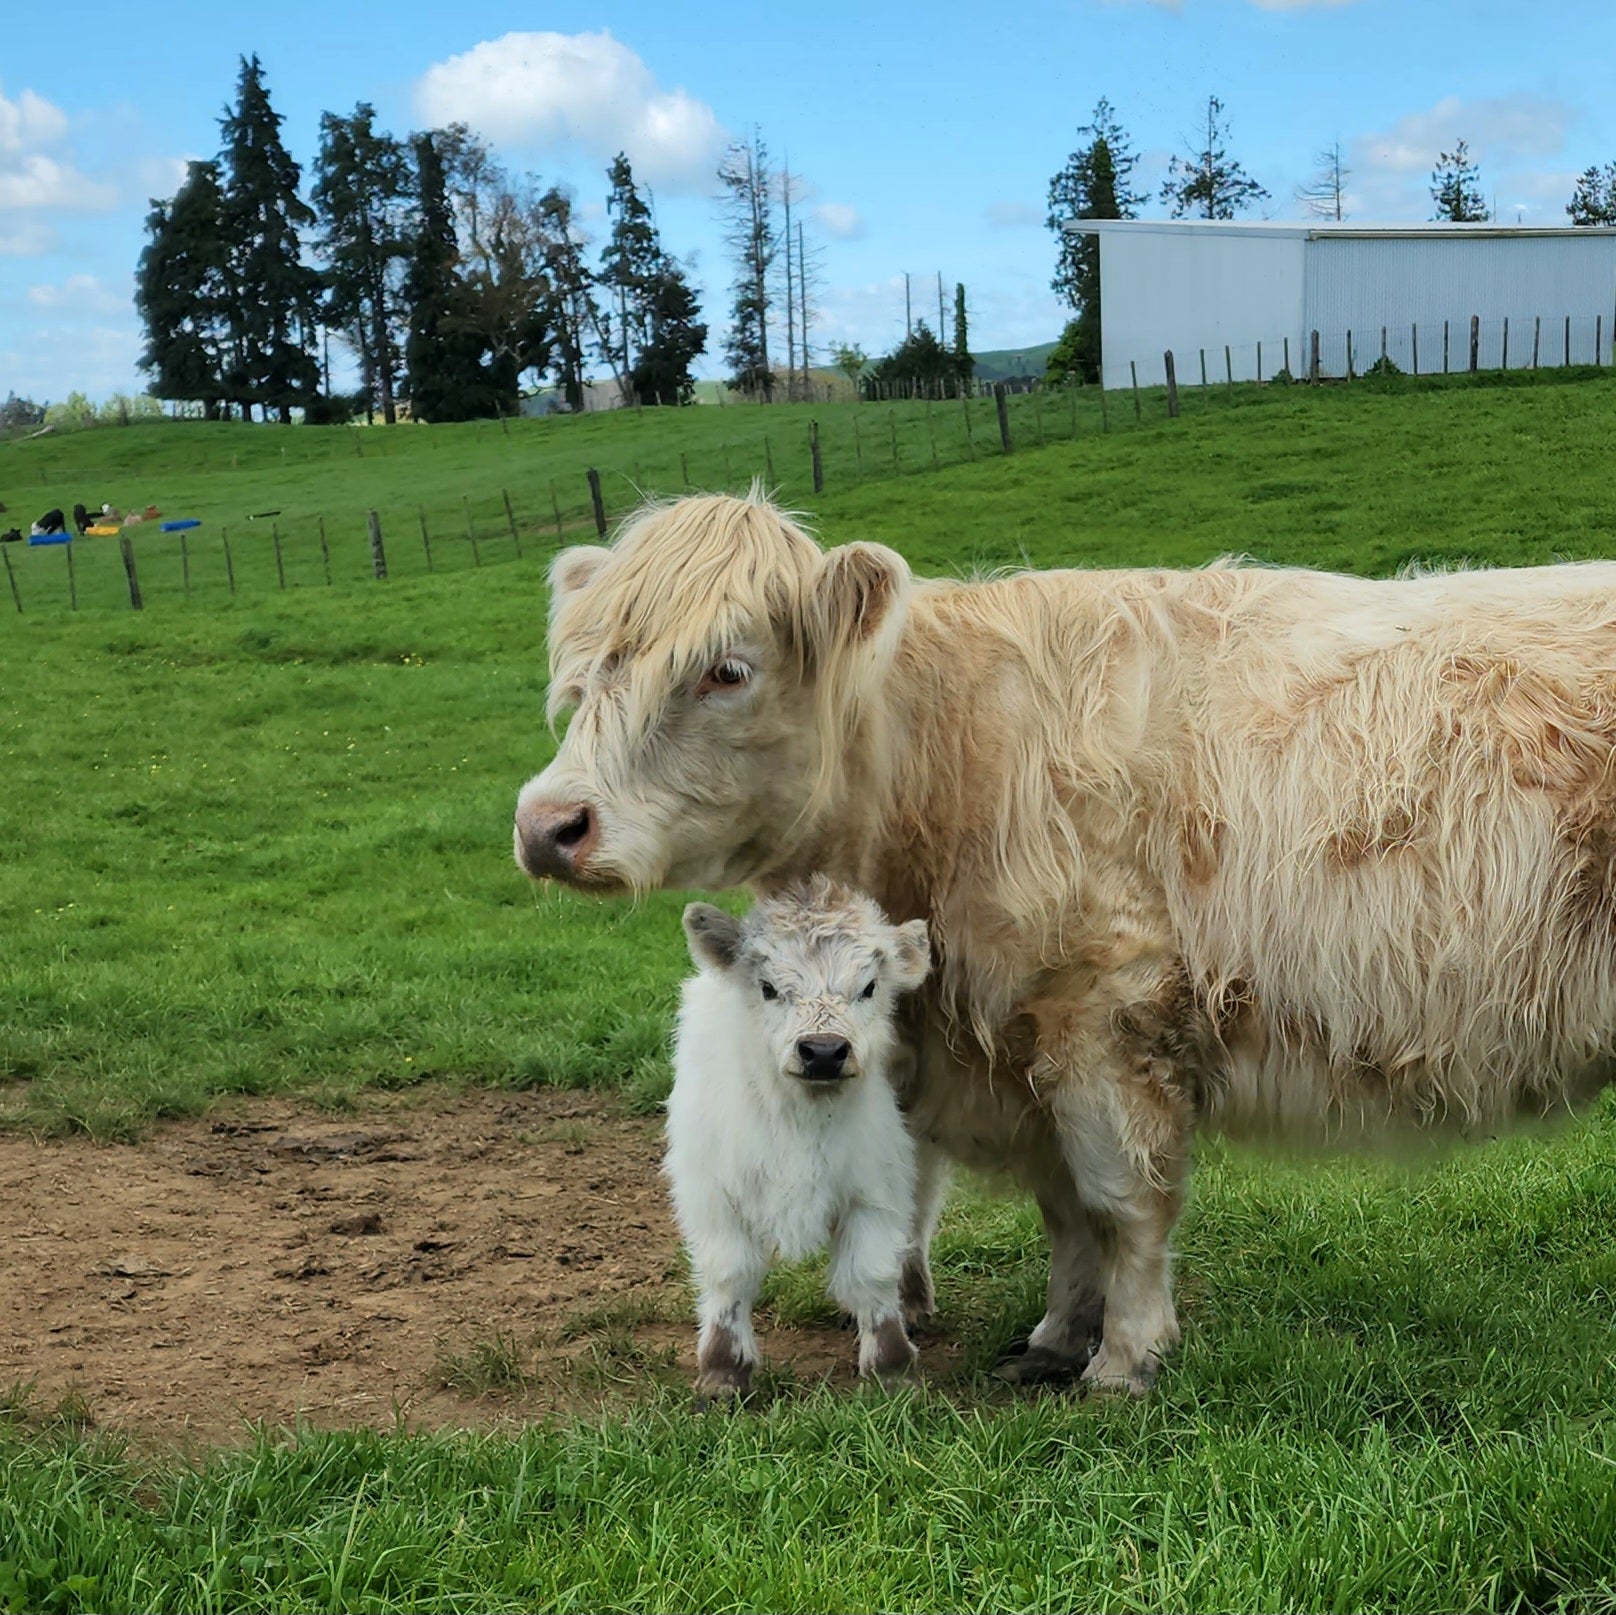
[0,527,21,544]
[72,503,92,535]
[664,877,934,1400]
[33,508,65,536]
[517,490,1616,1396]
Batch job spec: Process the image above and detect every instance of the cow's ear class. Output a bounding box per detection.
[683,903,741,972]
[549,545,610,612]
[888,919,931,991]
[811,542,910,654]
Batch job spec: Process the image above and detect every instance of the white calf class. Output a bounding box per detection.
[664,876,934,1399]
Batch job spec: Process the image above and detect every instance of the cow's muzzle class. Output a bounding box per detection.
[515,800,600,881]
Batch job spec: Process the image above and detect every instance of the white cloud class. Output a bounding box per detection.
[414,31,725,193]
[0,151,115,211]
[813,202,865,241]
[28,274,127,316]
[1357,94,1573,175]
[0,216,52,255]
[986,201,1041,230]
[137,154,195,200]
[0,86,67,153]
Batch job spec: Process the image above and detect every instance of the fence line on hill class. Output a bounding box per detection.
[2,322,1610,618]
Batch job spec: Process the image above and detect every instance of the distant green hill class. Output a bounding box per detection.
[970,341,1059,382]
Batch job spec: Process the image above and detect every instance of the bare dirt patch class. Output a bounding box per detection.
[0,1088,970,1447]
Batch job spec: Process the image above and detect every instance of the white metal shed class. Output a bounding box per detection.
[1063,220,1616,390]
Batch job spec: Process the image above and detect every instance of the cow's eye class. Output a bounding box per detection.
[697,658,753,698]
[860,980,877,1000]
[760,981,778,1001]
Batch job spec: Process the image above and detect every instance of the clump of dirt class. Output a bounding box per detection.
[0,1088,969,1447]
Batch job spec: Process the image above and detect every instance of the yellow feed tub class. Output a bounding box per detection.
[85,524,121,536]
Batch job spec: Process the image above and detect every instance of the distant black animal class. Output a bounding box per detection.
[35,508,66,535]
[0,527,21,544]
[72,503,92,534]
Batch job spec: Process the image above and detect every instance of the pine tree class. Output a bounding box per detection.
[136,160,232,418]
[403,131,495,422]
[600,153,663,384]
[952,283,973,385]
[1160,96,1271,220]
[631,262,707,405]
[718,130,776,399]
[537,185,610,410]
[1298,141,1350,221]
[218,54,323,422]
[1568,162,1616,226]
[1047,99,1142,384]
[867,321,954,397]
[313,103,411,423]
[1430,140,1489,222]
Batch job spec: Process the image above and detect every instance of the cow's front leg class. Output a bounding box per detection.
[1050,1052,1191,1397]
[829,1202,916,1384]
[898,1139,952,1324]
[993,1171,1108,1384]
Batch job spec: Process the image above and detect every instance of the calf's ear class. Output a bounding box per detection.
[548,545,611,618]
[889,919,932,991]
[683,903,742,972]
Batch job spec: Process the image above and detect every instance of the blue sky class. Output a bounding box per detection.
[2,0,1613,401]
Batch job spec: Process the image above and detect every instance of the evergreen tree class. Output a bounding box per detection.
[952,283,973,384]
[537,185,608,410]
[218,55,323,421]
[600,152,662,379]
[1160,96,1270,220]
[313,103,411,423]
[403,131,496,422]
[631,262,707,405]
[1568,162,1616,226]
[867,321,956,396]
[136,159,232,418]
[718,130,776,399]
[1430,140,1489,222]
[1047,99,1142,384]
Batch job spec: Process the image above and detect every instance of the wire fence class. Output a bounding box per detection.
[2,336,1610,618]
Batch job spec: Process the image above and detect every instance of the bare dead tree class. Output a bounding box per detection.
[1298,140,1350,222]
[718,129,776,399]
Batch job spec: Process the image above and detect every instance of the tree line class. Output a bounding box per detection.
[137,55,708,424]
[1044,94,1616,385]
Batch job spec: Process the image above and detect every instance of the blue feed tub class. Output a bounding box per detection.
[159,518,201,533]
[28,531,71,546]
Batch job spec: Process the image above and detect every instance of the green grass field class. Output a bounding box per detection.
[4,373,1616,1612]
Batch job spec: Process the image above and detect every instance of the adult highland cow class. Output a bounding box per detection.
[515,491,1616,1395]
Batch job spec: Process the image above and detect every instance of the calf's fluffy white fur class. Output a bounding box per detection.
[664,878,934,1398]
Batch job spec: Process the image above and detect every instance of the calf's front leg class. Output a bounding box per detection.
[687,1215,769,1402]
[829,1202,917,1384]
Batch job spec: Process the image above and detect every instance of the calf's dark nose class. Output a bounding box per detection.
[515,801,597,879]
[796,1035,852,1080]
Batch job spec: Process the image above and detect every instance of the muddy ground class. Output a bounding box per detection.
[0,1088,973,1447]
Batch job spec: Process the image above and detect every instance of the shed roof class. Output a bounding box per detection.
[1062,219,1606,241]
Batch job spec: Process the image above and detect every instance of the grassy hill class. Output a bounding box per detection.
[971,339,1059,381]
[4,371,1616,1611]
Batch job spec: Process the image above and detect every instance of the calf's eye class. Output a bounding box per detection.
[760,981,778,1001]
[860,981,877,1000]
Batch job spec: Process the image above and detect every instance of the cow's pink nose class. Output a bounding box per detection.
[516,801,598,880]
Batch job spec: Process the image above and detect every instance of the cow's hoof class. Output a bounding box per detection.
[1080,1348,1161,1399]
[692,1368,751,1409]
[860,1315,918,1385]
[991,1344,1088,1387]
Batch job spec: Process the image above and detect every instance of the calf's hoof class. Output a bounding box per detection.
[859,1314,918,1385]
[1079,1346,1162,1400]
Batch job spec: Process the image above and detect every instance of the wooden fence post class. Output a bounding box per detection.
[462,496,482,567]
[889,410,901,470]
[272,523,286,589]
[551,483,564,537]
[1565,314,1572,367]
[179,531,190,597]
[66,537,77,610]
[1200,349,1208,391]
[367,510,388,580]
[1164,351,1180,418]
[119,533,144,609]
[1347,330,1355,382]
[418,507,434,571]
[994,383,1013,450]
[1443,320,1450,373]
[587,468,607,537]
[1470,315,1480,373]
[680,452,690,490]
[1309,330,1321,384]
[502,489,522,557]
[1098,382,1110,432]
[1502,317,1510,371]
[2,545,19,613]
[318,516,331,584]
[1129,363,1141,422]
[809,420,824,493]
[958,399,973,461]
[1283,337,1290,377]
[1533,315,1541,369]
[1411,324,1419,375]
[1380,325,1388,365]
[1224,345,1234,396]
[1598,314,1605,367]
[222,527,235,596]
[927,398,942,465]
[1256,341,1263,385]
[764,436,776,485]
